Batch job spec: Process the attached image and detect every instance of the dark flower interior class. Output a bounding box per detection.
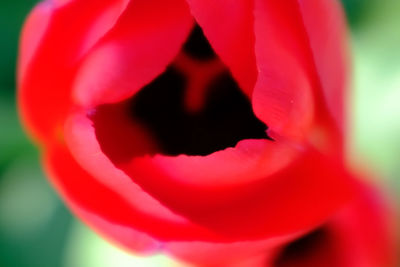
[91,24,271,160]
[273,227,341,267]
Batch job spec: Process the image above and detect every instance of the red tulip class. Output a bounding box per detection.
[17,0,395,265]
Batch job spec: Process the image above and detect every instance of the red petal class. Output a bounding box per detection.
[69,113,351,240]
[126,139,295,187]
[120,148,354,240]
[48,129,310,262]
[65,108,353,241]
[44,143,221,244]
[328,181,397,267]
[72,0,193,107]
[48,144,316,265]
[184,0,257,98]
[58,112,309,262]
[296,0,349,131]
[18,0,128,143]
[252,0,347,146]
[252,0,316,141]
[63,112,183,225]
[271,181,397,267]
[65,110,294,216]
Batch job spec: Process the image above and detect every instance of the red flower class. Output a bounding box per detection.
[17,0,395,265]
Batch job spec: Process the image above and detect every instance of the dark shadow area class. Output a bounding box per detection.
[130,67,270,156]
[129,24,270,156]
[182,24,216,61]
[274,227,339,267]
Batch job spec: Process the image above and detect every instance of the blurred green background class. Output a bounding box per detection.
[0,0,399,266]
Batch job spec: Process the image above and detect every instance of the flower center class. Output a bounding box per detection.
[91,24,271,160]
[130,25,270,156]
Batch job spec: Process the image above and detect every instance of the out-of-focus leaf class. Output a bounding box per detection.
[350,0,400,187]
[0,0,37,88]
[0,155,73,267]
[0,89,34,174]
[341,0,369,27]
